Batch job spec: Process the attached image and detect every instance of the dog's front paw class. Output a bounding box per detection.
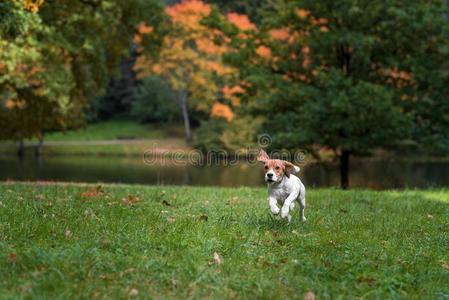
[280,206,290,219]
[270,206,280,215]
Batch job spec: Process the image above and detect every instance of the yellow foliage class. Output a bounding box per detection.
[134,0,239,115]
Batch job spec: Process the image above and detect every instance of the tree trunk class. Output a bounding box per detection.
[17,140,25,158]
[340,150,350,189]
[178,91,192,143]
[36,135,44,156]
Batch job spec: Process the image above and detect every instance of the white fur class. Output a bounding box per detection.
[266,171,306,223]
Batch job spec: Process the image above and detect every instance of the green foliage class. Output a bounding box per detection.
[0,1,35,38]
[220,114,264,151]
[220,0,449,186]
[265,70,408,154]
[131,76,180,123]
[206,0,268,22]
[0,0,164,142]
[0,183,448,298]
[193,118,227,151]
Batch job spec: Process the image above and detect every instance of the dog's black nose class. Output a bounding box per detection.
[267,173,273,178]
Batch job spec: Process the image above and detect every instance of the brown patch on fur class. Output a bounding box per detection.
[258,149,297,179]
[264,159,287,178]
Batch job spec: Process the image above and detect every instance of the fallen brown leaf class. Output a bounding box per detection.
[357,276,377,287]
[81,185,103,198]
[162,200,172,206]
[8,252,17,263]
[122,195,140,206]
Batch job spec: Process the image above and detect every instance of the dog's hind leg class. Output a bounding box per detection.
[289,201,295,211]
[299,196,306,222]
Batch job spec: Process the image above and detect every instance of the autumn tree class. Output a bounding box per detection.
[224,0,449,188]
[0,0,72,155]
[0,0,164,155]
[134,0,237,142]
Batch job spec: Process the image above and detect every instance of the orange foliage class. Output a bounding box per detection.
[222,85,245,106]
[4,99,26,110]
[137,22,153,34]
[196,38,228,55]
[226,13,256,31]
[166,0,211,28]
[256,46,272,59]
[211,102,234,121]
[269,28,290,41]
[380,67,413,88]
[134,0,239,120]
[23,0,44,13]
[296,9,310,19]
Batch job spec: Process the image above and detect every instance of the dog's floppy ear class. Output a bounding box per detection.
[283,161,300,178]
[257,149,269,162]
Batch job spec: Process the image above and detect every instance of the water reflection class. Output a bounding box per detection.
[1,155,448,189]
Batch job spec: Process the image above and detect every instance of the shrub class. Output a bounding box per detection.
[131,76,180,123]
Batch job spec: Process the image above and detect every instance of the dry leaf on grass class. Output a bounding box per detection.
[81,185,104,198]
[441,260,449,271]
[8,252,17,263]
[171,278,179,287]
[162,200,172,206]
[122,195,140,206]
[304,291,315,300]
[357,276,377,287]
[213,252,222,265]
[65,229,73,239]
[128,288,139,297]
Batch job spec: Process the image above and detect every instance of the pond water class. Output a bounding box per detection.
[1,155,448,189]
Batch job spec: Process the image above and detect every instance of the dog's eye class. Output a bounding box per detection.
[264,166,268,170]
[275,166,280,170]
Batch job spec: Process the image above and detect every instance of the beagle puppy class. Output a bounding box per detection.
[257,149,306,223]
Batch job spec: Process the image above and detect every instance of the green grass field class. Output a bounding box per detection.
[43,120,185,142]
[0,120,188,156]
[0,183,448,299]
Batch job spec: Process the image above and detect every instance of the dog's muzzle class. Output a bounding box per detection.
[265,172,277,183]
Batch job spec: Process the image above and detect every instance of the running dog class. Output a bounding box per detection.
[257,149,306,222]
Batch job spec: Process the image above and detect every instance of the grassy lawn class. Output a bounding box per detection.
[0,183,448,299]
[43,120,185,142]
[0,120,189,156]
